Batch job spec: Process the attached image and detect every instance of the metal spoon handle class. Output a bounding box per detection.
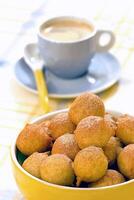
[34,69,49,112]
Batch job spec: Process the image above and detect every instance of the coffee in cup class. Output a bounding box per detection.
[41,19,94,42]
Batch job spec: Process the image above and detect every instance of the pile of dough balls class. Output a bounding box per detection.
[16,92,134,188]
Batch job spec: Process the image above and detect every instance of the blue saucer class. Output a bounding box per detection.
[14,53,121,98]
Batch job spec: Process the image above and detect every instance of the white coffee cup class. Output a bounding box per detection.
[38,16,115,79]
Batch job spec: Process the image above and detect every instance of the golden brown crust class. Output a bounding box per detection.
[116,114,134,144]
[22,152,48,178]
[52,133,80,160]
[16,123,52,156]
[90,170,125,187]
[69,92,105,125]
[37,120,51,135]
[103,136,122,165]
[36,120,51,128]
[74,146,108,183]
[74,116,113,149]
[117,144,134,179]
[49,113,75,140]
[104,113,117,136]
[40,154,75,186]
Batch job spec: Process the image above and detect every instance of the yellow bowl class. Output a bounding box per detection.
[11,109,134,200]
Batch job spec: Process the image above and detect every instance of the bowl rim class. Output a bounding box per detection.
[11,108,134,191]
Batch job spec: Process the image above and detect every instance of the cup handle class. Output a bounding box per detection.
[95,30,115,52]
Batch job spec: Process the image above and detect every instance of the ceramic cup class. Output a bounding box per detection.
[38,16,115,79]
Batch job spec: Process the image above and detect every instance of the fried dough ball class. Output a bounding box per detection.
[16,123,52,156]
[22,152,48,178]
[104,113,117,136]
[38,120,51,128]
[49,113,75,140]
[74,146,108,185]
[75,116,114,149]
[105,112,117,122]
[52,133,80,160]
[40,154,75,186]
[37,120,51,135]
[118,144,134,179]
[69,92,105,125]
[103,137,122,165]
[90,170,125,188]
[116,115,134,144]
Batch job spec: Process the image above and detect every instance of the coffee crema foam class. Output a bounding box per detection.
[41,19,93,42]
